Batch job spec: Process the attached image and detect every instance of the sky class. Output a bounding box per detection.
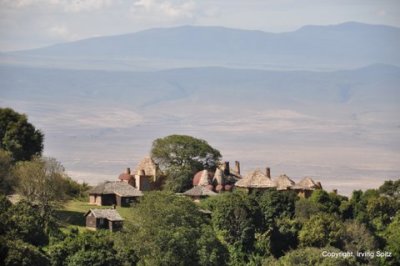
[0,0,400,51]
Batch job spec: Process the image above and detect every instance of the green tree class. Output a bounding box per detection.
[6,200,49,246]
[262,246,357,266]
[48,231,120,266]
[196,225,229,266]
[378,179,400,199]
[151,135,222,192]
[207,192,255,264]
[0,108,43,162]
[2,238,50,266]
[383,213,400,265]
[295,198,320,222]
[257,190,297,228]
[366,196,398,232]
[14,157,68,231]
[298,213,345,248]
[0,149,15,194]
[342,220,377,264]
[309,189,341,214]
[126,191,226,266]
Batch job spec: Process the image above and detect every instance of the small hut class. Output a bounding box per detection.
[89,181,143,207]
[274,174,295,191]
[235,169,276,193]
[291,176,322,198]
[85,209,123,231]
[183,186,217,202]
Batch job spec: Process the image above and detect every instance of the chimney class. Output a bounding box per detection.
[223,161,230,176]
[266,167,271,178]
[234,161,240,175]
[126,168,131,175]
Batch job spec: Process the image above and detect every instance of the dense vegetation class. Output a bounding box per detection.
[1,108,399,265]
[151,134,222,192]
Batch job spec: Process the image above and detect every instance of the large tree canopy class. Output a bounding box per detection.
[0,108,43,161]
[150,135,222,192]
[151,134,222,171]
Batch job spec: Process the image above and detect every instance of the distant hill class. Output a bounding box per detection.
[4,22,400,71]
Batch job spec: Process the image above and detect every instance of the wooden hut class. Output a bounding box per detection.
[89,181,143,207]
[85,209,123,232]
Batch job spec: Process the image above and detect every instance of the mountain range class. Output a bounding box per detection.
[3,22,400,71]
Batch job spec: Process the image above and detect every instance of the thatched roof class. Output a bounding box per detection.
[235,169,276,188]
[291,177,320,190]
[274,174,295,190]
[85,209,123,221]
[134,157,159,176]
[183,186,218,197]
[89,181,143,197]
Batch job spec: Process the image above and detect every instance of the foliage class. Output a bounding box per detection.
[126,191,226,266]
[298,213,345,248]
[2,238,50,266]
[0,149,15,194]
[309,189,341,214]
[378,179,400,199]
[163,165,194,192]
[257,190,297,228]
[366,196,398,232]
[6,200,49,246]
[61,177,90,200]
[151,135,222,192]
[48,230,120,266]
[269,218,301,258]
[295,198,321,221]
[196,225,229,266]
[0,107,43,162]
[262,246,357,266]
[14,156,69,229]
[207,192,255,263]
[382,212,400,265]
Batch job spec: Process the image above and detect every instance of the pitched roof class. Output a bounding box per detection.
[274,174,295,190]
[89,181,143,197]
[198,170,210,186]
[291,176,320,190]
[235,169,276,188]
[213,168,225,185]
[183,186,218,197]
[134,156,158,176]
[85,209,123,221]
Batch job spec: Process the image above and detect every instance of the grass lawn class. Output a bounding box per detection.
[55,199,136,232]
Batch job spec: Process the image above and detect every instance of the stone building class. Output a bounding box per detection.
[118,157,165,191]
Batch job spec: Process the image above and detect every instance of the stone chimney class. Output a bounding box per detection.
[223,161,230,176]
[234,161,240,175]
[266,167,271,178]
[126,168,131,175]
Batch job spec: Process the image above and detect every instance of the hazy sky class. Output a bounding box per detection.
[0,0,399,51]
